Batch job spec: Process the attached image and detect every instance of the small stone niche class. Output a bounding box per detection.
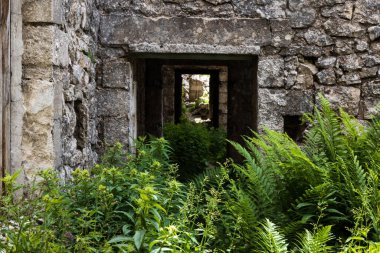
[283,115,307,143]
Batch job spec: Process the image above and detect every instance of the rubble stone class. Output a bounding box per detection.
[368,26,380,41]
[317,69,336,85]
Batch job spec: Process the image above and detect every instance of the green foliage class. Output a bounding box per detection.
[163,121,226,180]
[2,95,380,252]
[257,219,288,253]
[0,138,234,252]
[294,226,334,253]
[226,95,380,251]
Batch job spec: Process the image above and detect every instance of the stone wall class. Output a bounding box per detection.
[60,0,99,175]
[10,0,99,182]
[99,0,380,133]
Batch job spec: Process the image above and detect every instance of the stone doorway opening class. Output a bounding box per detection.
[179,74,212,125]
[134,55,258,149]
[175,71,220,129]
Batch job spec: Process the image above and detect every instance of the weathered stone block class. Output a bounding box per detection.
[355,40,369,52]
[338,54,362,71]
[316,68,336,85]
[21,79,56,174]
[287,8,316,28]
[256,0,286,19]
[258,56,284,88]
[362,96,380,119]
[258,88,313,131]
[23,79,55,116]
[103,116,129,145]
[271,20,294,47]
[362,80,380,97]
[23,26,69,67]
[103,60,131,89]
[231,0,261,17]
[362,54,380,67]
[99,0,131,11]
[324,18,365,37]
[100,15,271,48]
[353,1,380,25]
[338,72,361,85]
[316,56,337,68]
[371,42,380,53]
[360,67,379,78]
[54,28,70,67]
[368,26,380,41]
[304,28,334,47]
[272,33,293,47]
[97,89,129,117]
[23,0,63,24]
[335,39,355,55]
[294,63,317,89]
[23,26,54,67]
[317,85,361,115]
[62,104,76,137]
[321,1,354,20]
[300,45,323,58]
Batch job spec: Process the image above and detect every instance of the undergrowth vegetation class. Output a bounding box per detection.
[1,96,380,252]
[163,121,226,180]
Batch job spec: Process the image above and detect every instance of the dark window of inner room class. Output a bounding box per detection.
[283,115,307,143]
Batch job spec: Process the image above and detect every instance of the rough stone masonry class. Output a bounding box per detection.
[4,0,380,181]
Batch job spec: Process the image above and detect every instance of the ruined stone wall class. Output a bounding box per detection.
[10,0,99,181]
[99,0,380,135]
[60,0,99,175]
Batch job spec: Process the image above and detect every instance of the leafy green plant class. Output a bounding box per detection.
[164,121,226,180]
[1,95,380,253]
[226,95,380,250]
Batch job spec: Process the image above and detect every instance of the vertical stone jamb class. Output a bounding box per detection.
[10,0,23,178]
[1,0,11,191]
[19,0,66,181]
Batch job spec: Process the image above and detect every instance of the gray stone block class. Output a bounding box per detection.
[23,0,63,24]
[97,89,129,117]
[103,60,131,89]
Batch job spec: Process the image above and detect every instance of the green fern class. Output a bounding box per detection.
[294,225,334,253]
[304,95,345,163]
[257,219,288,253]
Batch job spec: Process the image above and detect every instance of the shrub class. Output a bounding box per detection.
[163,121,226,180]
[0,138,231,252]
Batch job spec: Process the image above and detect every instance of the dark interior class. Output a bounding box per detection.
[283,115,307,143]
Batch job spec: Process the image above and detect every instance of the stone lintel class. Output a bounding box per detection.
[100,15,271,50]
[128,43,261,55]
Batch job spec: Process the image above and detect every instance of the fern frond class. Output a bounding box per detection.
[227,183,260,234]
[191,167,220,189]
[340,109,365,145]
[257,219,288,253]
[294,225,334,253]
[304,95,345,163]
